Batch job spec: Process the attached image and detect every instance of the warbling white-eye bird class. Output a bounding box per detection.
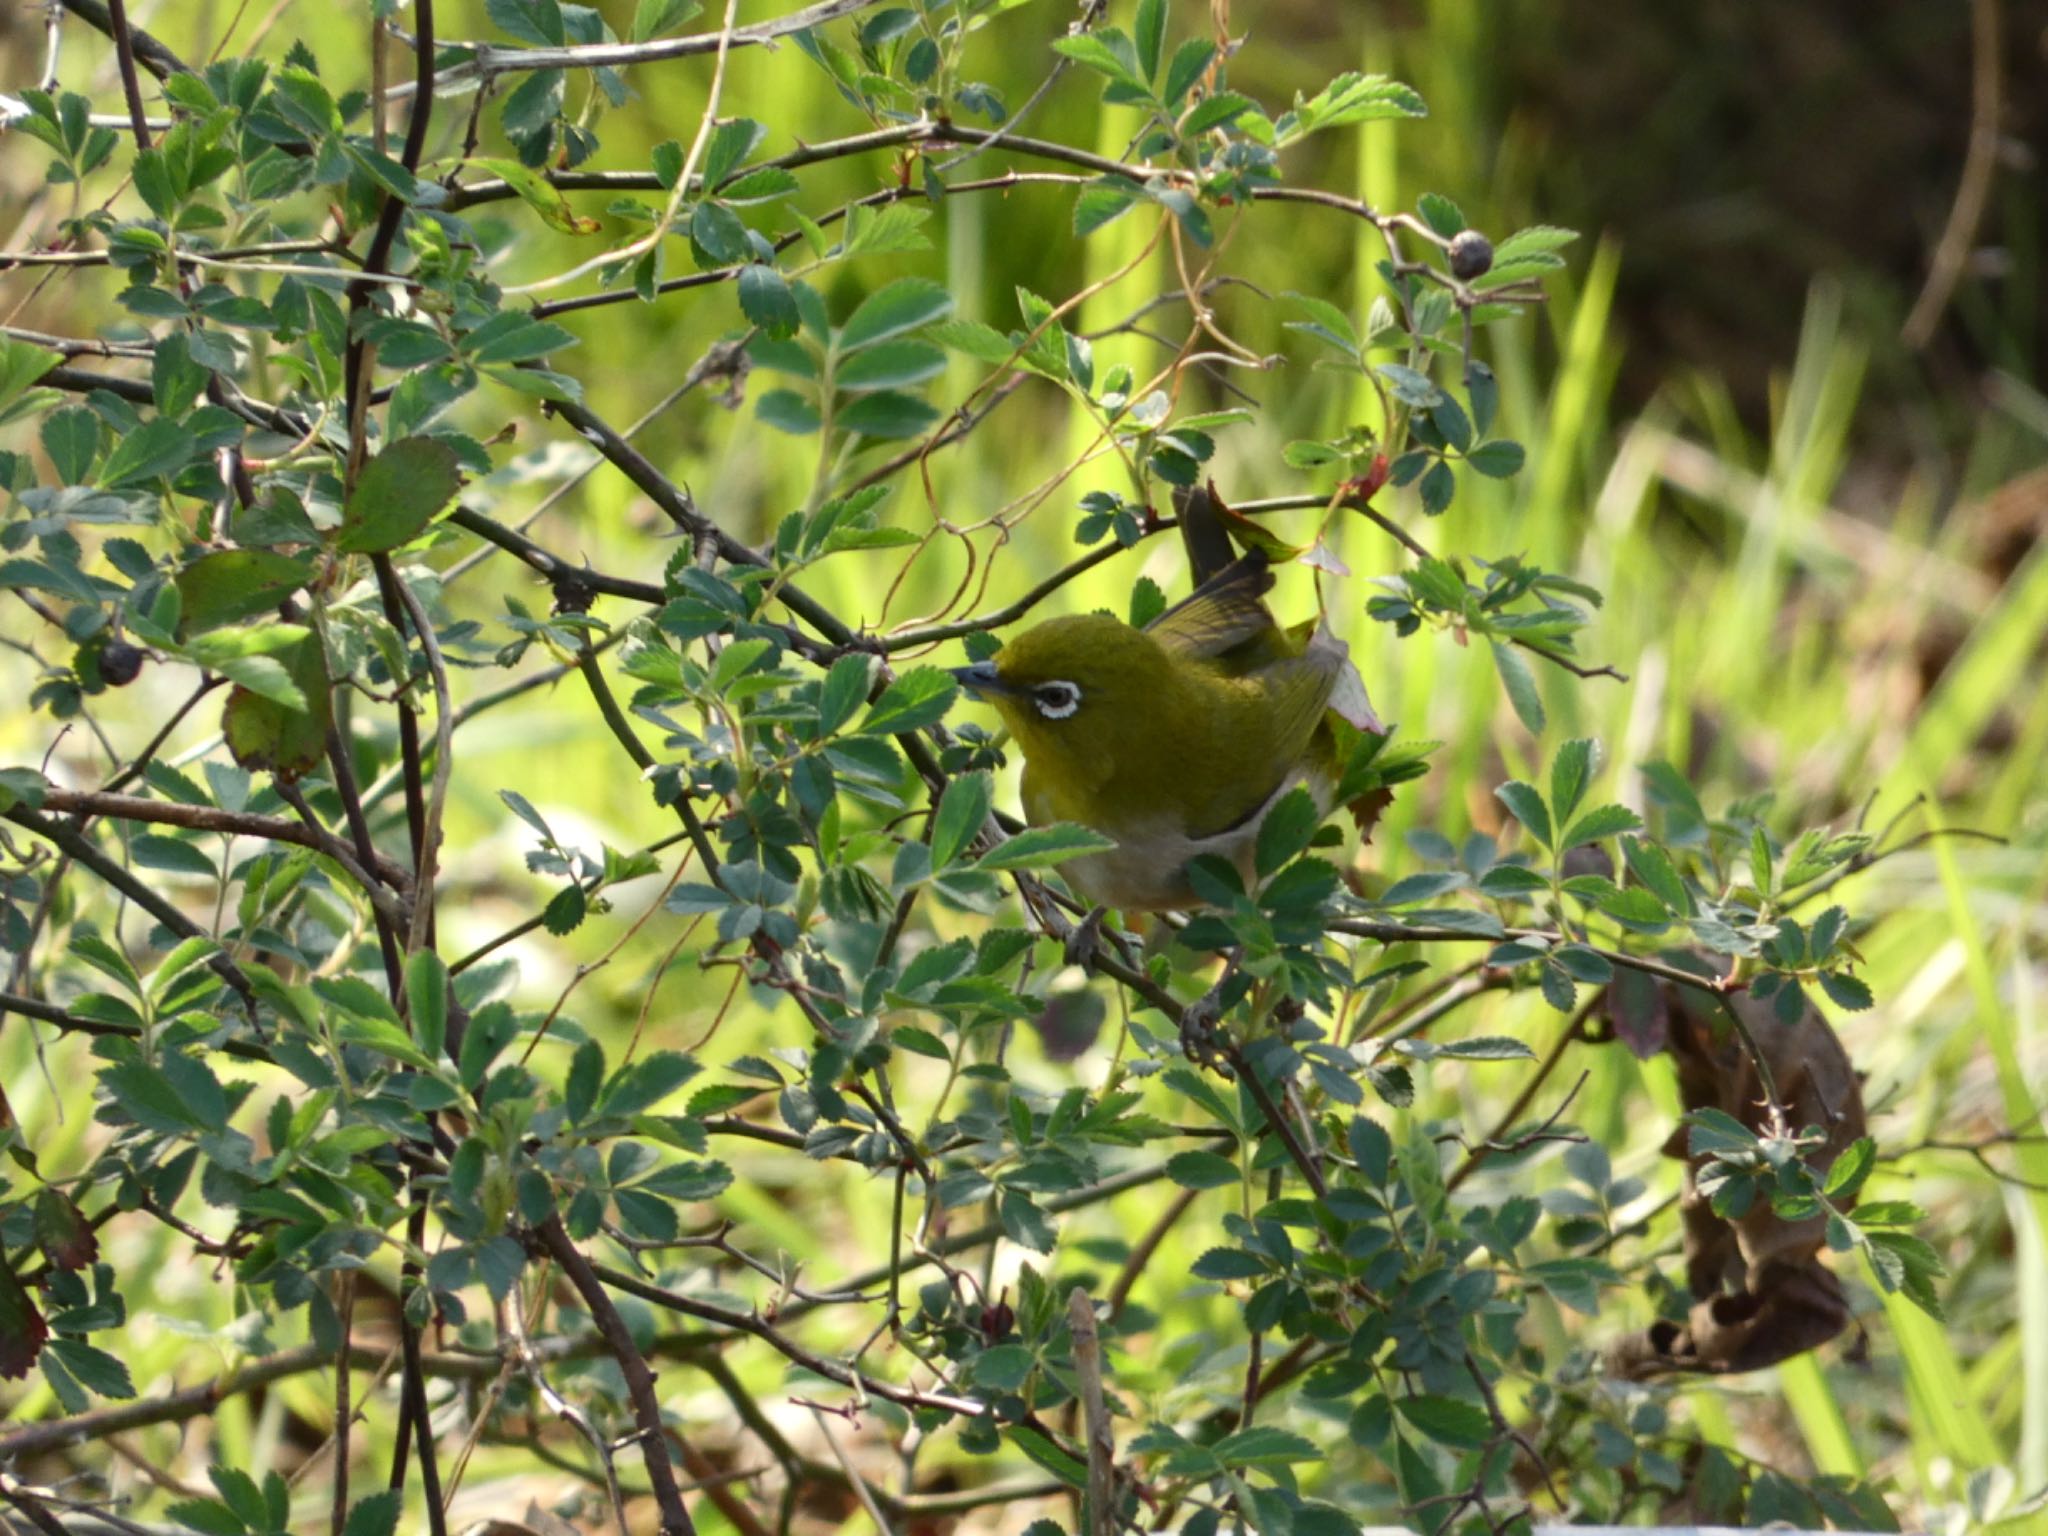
[950,486,1383,917]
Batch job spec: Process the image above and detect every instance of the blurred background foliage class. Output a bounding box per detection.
[2,0,2045,1531]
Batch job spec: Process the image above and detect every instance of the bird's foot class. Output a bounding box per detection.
[1063,905,1109,971]
[1179,985,1227,1066]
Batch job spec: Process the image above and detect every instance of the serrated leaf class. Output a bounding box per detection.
[337,437,462,553]
[839,277,952,352]
[1254,786,1321,879]
[1550,738,1595,824]
[1494,780,1551,849]
[858,667,956,734]
[1491,641,1544,732]
[931,770,993,869]
[1561,804,1644,849]
[976,823,1117,873]
[737,263,799,338]
[1164,1150,1239,1189]
[1395,1393,1492,1449]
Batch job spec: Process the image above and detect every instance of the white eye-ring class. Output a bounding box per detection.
[1033,680,1082,720]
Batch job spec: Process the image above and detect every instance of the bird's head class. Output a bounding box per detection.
[951,614,1175,792]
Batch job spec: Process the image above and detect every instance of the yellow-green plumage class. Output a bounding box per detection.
[965,553,1363,911]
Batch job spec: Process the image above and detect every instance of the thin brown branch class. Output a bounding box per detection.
[1902,0,2004,347]
[37,788,413,890]
[535,1217,702,1536]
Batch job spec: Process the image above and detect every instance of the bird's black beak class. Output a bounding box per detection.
[949,660,1009,697]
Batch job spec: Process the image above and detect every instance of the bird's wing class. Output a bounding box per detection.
[1145,551,1276,660]
[1186,638,1347,839]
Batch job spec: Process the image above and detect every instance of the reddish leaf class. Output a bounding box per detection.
[0,1261,49,1381]
[33,1187,98,1272]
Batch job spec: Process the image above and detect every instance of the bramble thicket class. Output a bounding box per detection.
[0,2,2043,1534]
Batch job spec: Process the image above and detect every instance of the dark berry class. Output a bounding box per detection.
[99,641,145,687]
[1448,229,1494,281]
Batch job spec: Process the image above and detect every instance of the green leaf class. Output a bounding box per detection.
[1432,1035,1535,1061]
[405,949,449,1062]
[45,1337,133,1400]
[1162,37,1217,107]
[101,1053,225,1135]
[1493,225,1579,263]
[1284,292,1359,355]
[152,331,212,416]
[1465,439,1525,478]
[97,418,195,488]
[756,388,821,435]
[0,337,61,417]
[1820,970,1874,1011]
[42,406,100,483]
[630,0,701,40]
[1190,1246,1267,1280]
[209,1467,269,1531]
[1395,1393,1492,1450]
[469,157,602,234]
[0,768,50,813]
[972,1342,1036,1391]
[1254,786,1321,879]
[165,1499,243,1536]
[598,1050,701,1119]
[1684,1107,1759,1158]
[837,389,941,439]
[175,550,313,634]
[1622,836,1688,914]
[835,338,946,393]
[1824,1136,1876,1200]
[1416,192,1464,239]
[1050,30,1146,91]
[737,263,799,338]
[975,823,1118,873]
[815,653,873,736]
[1477,863,1548,898]
[931,771,993,869]
[1211,1424,1322,1467]
[1552,944,1614,984]
[839,277,952,352]
[1494,780,1552,849]
[219,629,331,779]
[1491,641,1544,732]
[1561,804,1643,849]
[130,834,217,879]
[1073,178,1142,237]
[1164,1150,1239,1189]
[926,318,1017,364]
[858,667,957,734]
[337,436,463,553]
[340,1491,403,1536]
[1751,825,1775,894]
[1134,0,1167,81]
[1549,738,1595,824]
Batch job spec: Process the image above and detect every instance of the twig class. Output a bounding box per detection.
[535,1217,701,1535]
[100,0,154,147]
[1067,1289,1114,1536]
[2,804,260,1017]
[1902,0,2004,347]
[810,1406,899,1536]
[55,0,190,77]
[38,788,413,891]
[415,0,881,86]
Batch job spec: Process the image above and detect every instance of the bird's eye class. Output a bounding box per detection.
[1033,680,1082,720]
